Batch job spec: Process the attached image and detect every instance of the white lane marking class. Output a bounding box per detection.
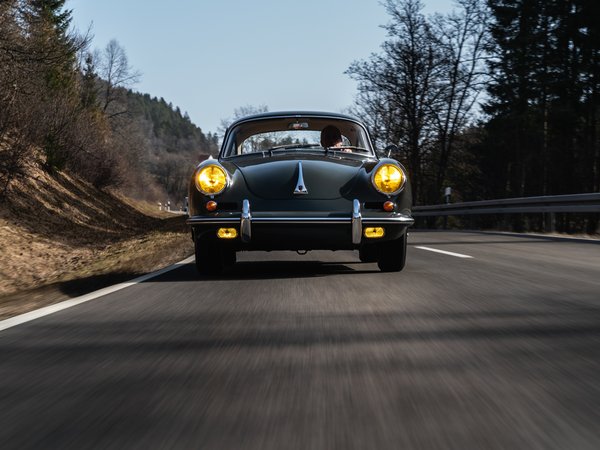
[414,246,473,259]
[0,256,195,333]
[471,230,599,242]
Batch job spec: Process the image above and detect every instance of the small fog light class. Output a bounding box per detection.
[364,227,385,238]
[217,228,238,239]
[206,201,218,211]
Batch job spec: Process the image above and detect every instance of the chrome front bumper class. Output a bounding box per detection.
[186,199,414,245]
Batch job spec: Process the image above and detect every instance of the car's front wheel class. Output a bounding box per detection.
[194,235,236,275]
[377,232,407,272]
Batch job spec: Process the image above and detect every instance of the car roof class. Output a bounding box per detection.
[227,111,364,129]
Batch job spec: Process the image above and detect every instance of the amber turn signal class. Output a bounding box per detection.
[383,201,395,212]
[217,228,238,239]
[364,227,385,238]
[206,201,218,211]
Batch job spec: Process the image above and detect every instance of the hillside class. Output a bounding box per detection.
[0,154,193,319]
[128,91,215,152]
[121,90,219,202]
[1,1,218,209]
[93,87,218,207]
[0,2,210,320]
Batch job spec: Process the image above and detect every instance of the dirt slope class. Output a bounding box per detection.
[0,160,193,319]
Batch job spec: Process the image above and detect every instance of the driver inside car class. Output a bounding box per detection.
[320,125,351,152]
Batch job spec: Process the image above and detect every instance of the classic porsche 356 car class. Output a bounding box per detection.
[187,111,414,274]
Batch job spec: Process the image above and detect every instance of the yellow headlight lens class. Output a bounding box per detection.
[196,165,227,195]
[373,164,404,194]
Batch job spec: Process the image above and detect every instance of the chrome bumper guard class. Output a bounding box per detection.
[241,199,252,243]
[352,199,362,245]
[187,199,415,245]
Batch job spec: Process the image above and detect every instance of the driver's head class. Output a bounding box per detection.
[320,125,342,148]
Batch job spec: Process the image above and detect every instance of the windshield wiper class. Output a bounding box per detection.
[268,144,324,151]
[260,144,371,158]
[324,146,370,153]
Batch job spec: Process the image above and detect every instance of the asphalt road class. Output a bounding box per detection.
[1,231,599,449]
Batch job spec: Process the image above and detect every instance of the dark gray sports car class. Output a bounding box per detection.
[187,111,414,273]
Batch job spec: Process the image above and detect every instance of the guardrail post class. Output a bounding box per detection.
[443,187,451,229]
[444,187,452,204]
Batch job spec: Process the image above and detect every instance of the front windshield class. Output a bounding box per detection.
[221,117,373,157]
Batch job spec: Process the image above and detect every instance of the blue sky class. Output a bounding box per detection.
[68,0,454,135]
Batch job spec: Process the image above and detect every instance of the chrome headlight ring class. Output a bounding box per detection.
[194,161,231,196]
[370,161,406,196]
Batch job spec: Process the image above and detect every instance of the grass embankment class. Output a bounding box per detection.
[0,163,193,320]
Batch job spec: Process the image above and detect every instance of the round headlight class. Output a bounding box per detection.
[372,163,405,195]
[196,164,228,195]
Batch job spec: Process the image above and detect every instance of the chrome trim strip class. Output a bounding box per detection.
[187,218,239,224]
[254,217,348,223]
[363,215,414,223]
[352,199,362,245]
[241,199,252,243]
[293,161,309,195]
[187,216,415,225]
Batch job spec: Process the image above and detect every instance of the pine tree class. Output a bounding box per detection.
[26,0,77,90]
[579,0,600,195]
[80,53,98,109]
[484,0,548,197]
[483,0,599,231]
[30,0,72,37]
[23,0,80,170]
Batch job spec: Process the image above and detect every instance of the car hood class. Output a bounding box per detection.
[230,154,366,200]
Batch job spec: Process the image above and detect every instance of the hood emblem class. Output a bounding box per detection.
[293,161,308,195]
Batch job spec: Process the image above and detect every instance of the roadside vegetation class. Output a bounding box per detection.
[348,0,599,233]
[0,157,193,319]
[0,0,217,206]
[0,1,203,314]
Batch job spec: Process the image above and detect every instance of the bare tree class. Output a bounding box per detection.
[98,39,141,118]
[347,0,444,203]
[429,0,489,201]
[347,0,489,203]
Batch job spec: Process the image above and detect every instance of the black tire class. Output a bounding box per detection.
[377,232,407,272]
[359,245,378,263]
[194,236,236,275]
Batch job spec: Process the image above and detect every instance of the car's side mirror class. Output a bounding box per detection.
[384,144,400,158]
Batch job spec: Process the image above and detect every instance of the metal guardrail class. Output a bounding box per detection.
[412,193,600,216]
